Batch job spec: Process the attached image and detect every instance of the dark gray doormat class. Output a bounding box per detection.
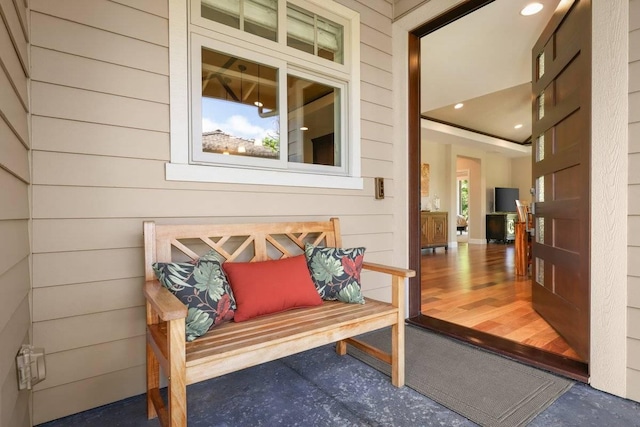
[347,325,573,427]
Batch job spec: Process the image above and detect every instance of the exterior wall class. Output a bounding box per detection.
[393,0,429,20]
[0,0,31,426]
[29,0,397,423]
[628,0,640,402]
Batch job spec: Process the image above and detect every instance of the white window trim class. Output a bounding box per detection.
[168,0,362,189]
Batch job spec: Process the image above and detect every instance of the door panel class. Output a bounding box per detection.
[531,0,590,362]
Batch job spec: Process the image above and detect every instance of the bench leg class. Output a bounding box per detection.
[336,340,347,356]
[391,322,405,387]
[168,318,187,427]
[146,341,160,420]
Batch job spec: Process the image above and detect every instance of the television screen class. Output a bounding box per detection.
[494,187,519,212]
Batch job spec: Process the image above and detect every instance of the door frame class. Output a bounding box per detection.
[396,0,627,399]
[405,0,593,380]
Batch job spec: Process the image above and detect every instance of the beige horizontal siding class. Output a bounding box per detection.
[110,0,169,18]
[361,119,393,143]
[361,81,393,106]
[31,46,170,103]
[0,18,27,104]
[33,365,146,426]
[32,215,394,253]
[0,168,28,219]
[0,258,30,328]
[0,0,28,71]
[361,138,393,161]
[32,82,169,132]
[32,0,168,46]
[33,307,146,354]
[393,0,428,20]
[33,336,146,391]
[0,298,30,427]
[0,56,27,141]
[0,0,29,425]
[31,116,170,160]
[33,248,143,288]
[30,11,168,74]
[33,278,146,321]
[0,118,28,180]
[0,220,29,275]
[360,24,393,54]
[32,186,395,219]
[361,62,393,89]
[630,276,640,308]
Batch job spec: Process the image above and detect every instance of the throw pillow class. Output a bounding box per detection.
[152,250,236,341]
[304,243,366,304]
[222,254,322,322]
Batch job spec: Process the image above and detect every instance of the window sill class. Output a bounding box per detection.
[166,163,364,189]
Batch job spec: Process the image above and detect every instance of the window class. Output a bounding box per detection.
[168,0,362,189]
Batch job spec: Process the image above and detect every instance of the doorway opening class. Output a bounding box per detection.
[406,0,589,381]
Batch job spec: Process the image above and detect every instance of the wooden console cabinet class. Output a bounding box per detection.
[486,213,518,243]
[421,211,448,251]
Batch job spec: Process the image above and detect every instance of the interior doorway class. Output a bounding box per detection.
[406,0,589,381]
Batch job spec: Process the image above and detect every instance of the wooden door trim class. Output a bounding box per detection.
[408,0,495,318]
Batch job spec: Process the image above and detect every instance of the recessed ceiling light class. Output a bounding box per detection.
[300,126,308,131]
[454,103,464,109]
[254,101,263,108]
[520,3,543,16]
[514,124,523,129]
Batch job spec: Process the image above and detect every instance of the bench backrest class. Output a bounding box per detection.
[143,218,342,282]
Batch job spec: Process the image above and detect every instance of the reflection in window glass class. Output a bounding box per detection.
[287,4,343,63]
[201,48,280,159]
[201,0,278,42]
[287,75,340,166]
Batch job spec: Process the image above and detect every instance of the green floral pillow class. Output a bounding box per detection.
[304,243,366,304]
[152,251,236,341]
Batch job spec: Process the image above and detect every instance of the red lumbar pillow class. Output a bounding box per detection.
[222,254,322,322]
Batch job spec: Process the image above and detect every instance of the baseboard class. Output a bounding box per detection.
[469,238,487,245]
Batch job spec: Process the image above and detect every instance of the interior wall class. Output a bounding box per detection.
[0,1,31,426]
[28,0,398,423]
[510,156,533,204]
[456,156,482,242]
[420,136,526,244]
[628,0,640,401]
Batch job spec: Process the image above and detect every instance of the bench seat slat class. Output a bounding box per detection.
[186,299,395,361]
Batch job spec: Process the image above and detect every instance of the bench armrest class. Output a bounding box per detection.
[362,262,416,278]
[143,280,187,321]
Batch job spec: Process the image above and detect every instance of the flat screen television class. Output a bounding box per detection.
[494,187,519,212]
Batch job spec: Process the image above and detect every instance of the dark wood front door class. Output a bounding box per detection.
[530,0,591,362]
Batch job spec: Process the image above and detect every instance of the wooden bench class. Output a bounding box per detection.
[143,218,415,427]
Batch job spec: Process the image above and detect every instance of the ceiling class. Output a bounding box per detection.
[420,0,561,146]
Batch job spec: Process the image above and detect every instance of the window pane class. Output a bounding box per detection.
[317,17,343,63]
[287,75,340,166]
[201,48,280,160]
[287,4,344,64]
[201,0,277,42]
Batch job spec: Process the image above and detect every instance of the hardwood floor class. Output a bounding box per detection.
[420,242,583,361]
